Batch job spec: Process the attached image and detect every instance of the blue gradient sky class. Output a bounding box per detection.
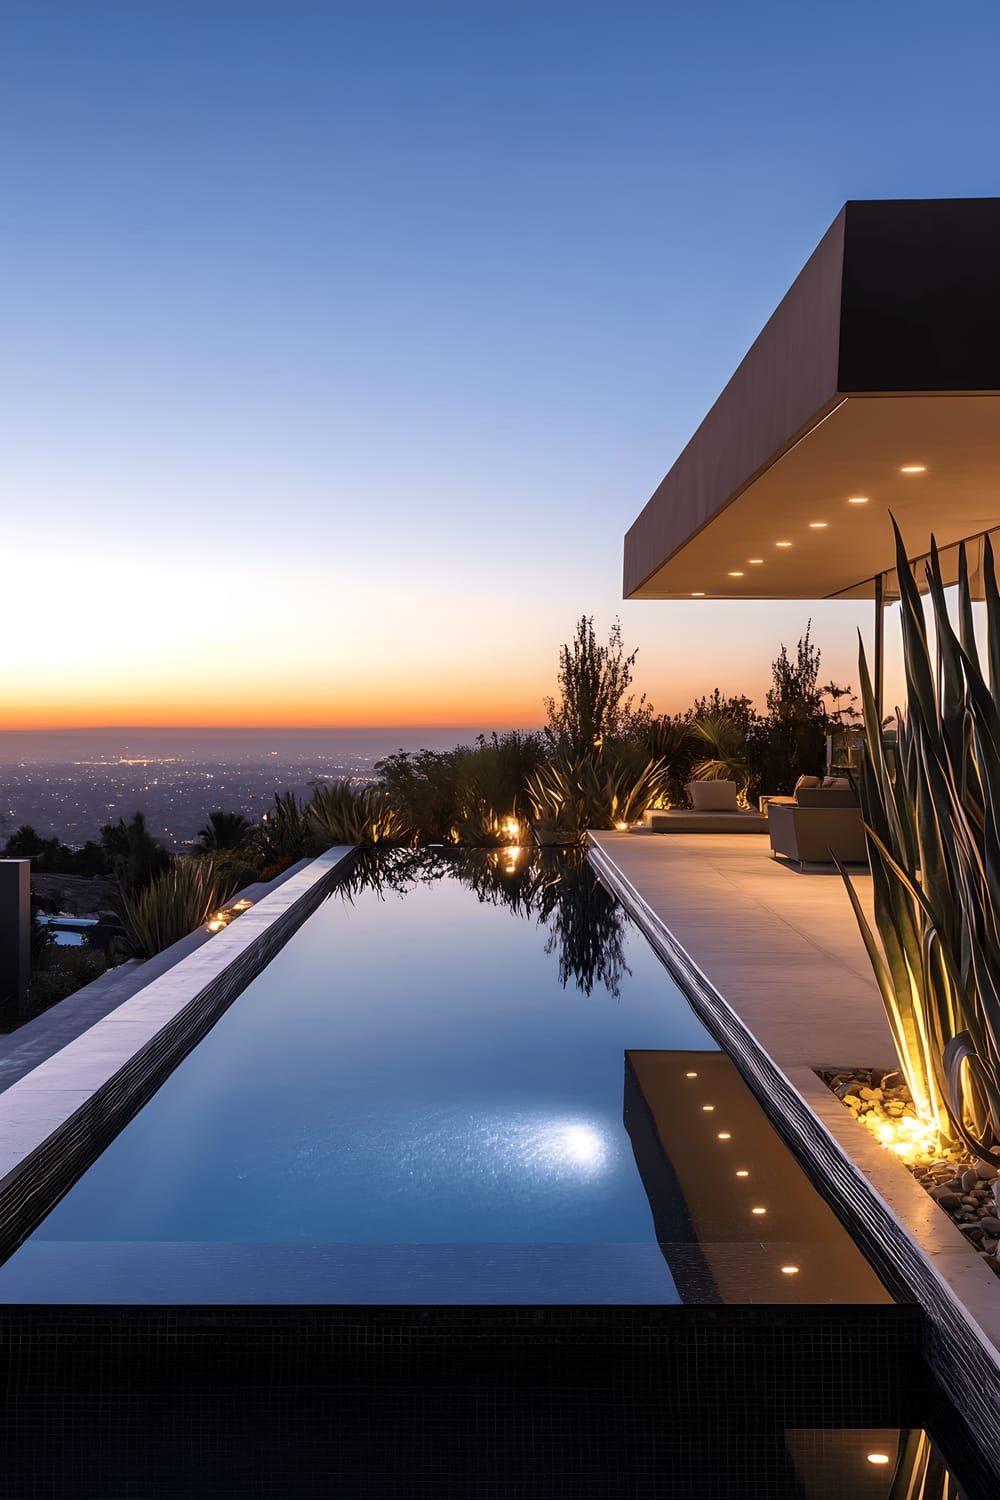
[3,1,998,726]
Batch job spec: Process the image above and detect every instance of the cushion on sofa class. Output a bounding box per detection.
[685,780,739,811]
[794,787,860,808]
[793,774,822,793]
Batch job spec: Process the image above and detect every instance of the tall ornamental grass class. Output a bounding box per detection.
[121,859,240,959]
[843,519,1000,1164]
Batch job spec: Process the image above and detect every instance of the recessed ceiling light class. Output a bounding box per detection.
[735,1169,749,1177]
[691,591,705,597]
[775,541,792,548]
[780,1265,800,1275]
[847,496,869,504]
[748,558,764,564]
[728,570,745,577]
[684,1071,697,1078]
[900,464,926,474]
[717,1131,731,1140]
[701,1104,715,1112]
[751,1206,767,1215]
[866,1454,891,1466]
[808,521,828,529]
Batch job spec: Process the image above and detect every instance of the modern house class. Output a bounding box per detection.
[623,197,1000,710]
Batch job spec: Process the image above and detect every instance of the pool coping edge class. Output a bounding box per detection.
[0,846,357,1262]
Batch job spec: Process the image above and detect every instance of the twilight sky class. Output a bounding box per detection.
[3,1,999,729]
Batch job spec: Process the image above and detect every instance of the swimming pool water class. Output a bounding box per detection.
[0,850,885,1304]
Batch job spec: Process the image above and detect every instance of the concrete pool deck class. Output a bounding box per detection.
[589,830,1000,1476]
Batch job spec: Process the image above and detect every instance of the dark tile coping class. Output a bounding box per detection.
[0,848,357,1265]
[588,834,1000,1488]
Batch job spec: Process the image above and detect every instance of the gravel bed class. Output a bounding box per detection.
[818,1067,1000,1281]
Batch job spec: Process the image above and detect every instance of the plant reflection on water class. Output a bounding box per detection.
[335,846,631,998]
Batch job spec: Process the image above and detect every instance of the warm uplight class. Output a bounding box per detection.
[865,1112,942,1164]
[900,464,927,474]
[780,1265,800,1275]
[717,1132,731,1140]
[701,1104,715,1112]
[735,1169,749,1177]
[230,899,253,912]
[867,1454,891,1466]
[502,817,521,841]
[847,495,869,504]
[808,521,828,529]
[751,1206,767,1215]
[206,917,226,933]
[614,821,629,832]
[728,570,744,577]
[775,540,792,548]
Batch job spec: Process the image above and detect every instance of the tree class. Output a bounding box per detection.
[196,810,253,851]
[100,811,172,892]
[749,622,829,793]
[544,616,652,757]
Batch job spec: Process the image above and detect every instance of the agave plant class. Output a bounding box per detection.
[306,780,411,847]
[842,518,1000,1163]
[120,858,240,960]
[526,752,671,839]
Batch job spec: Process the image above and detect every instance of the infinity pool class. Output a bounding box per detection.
[0,849,886,1304]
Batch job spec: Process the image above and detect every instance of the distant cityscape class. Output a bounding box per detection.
[0,727,494,849]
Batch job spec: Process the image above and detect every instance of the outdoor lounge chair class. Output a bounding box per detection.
[639,780,768,834]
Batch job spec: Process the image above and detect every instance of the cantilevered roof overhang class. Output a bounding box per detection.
[624,199,1000,602]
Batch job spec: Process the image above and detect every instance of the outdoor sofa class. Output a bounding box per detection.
[767,777,868,869]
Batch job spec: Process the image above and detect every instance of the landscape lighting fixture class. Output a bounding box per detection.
[900,464,927,474]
